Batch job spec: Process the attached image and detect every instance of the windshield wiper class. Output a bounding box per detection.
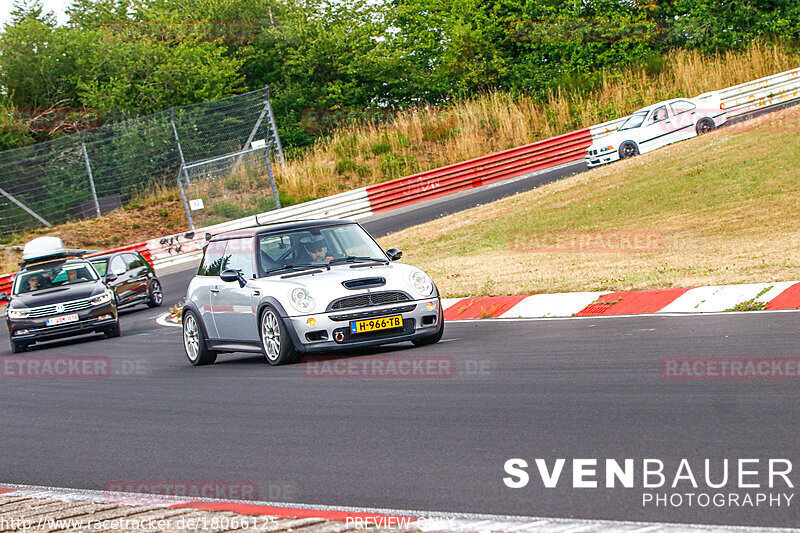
[328,256,389,265]
[264,263,330,276]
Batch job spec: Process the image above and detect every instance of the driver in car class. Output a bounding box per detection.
[26,274,42,292]
[301,236,331,262]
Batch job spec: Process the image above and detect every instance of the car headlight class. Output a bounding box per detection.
[289,287,314,313]
[7,308,30,319]
[91,289,113,306]
[410,270,434,297]
[600,145,614,152]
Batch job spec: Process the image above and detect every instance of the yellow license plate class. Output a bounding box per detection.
[350,315,403,334]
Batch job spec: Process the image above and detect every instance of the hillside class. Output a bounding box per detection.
[0,44,798,275]
[378,106,800,297]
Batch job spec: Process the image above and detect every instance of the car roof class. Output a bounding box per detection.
[20,257,93,272]
[634,98,692,114]
[209,219,357,242]
[87,251,132,261]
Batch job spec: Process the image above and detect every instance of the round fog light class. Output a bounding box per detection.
[426,302,434,311]
[307,318,316,327]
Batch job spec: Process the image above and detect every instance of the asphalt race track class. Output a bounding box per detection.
[2,266,800,528]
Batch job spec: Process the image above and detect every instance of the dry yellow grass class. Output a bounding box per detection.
[378,106,800,297]
[275,44,800,201]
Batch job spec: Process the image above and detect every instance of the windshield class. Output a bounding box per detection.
[619,111,649,131]
[257,224,386,276]
[90,259,108,276]
[13,261,100,295]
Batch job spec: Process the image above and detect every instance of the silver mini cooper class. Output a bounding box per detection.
[182,219,444,365]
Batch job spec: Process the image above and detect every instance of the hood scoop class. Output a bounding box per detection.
[342,277,386,290]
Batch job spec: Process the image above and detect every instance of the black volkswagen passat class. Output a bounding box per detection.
[2,258,119,353]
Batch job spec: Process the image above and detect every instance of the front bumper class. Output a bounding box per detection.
[285,298,442,353]
[7,302,118,345]
[585,150,619,168]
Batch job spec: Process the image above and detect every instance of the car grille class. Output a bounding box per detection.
[24,297,94,318]
[588,149,598,156]
[328,291,412,311]
[330,304,417,322]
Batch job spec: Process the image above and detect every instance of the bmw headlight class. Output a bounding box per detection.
[410,270,434,297]
[289,287,314,313]
[91,289,113,306]
[7,308,30,319]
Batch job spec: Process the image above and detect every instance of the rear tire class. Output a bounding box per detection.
[183,310,217,366]
[104,320,121,338]
[146,279,163,308]
[619,141,639,159]
[412,309,445,346]
[696,118,715,134]
[10,341,27,353]
[260,306,299,366]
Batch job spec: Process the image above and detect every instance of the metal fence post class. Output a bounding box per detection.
[264,145,282,209]
[265,87,286,166]
[81,132,102,218]
[170,108,191,186]
[176,165,195,231]
[0,187,52,228]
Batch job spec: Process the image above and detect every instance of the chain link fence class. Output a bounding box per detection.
[0,86,283,235]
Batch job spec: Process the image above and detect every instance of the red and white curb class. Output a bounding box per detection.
[0,484,792,533]
[156,281,800,328]
[441,281,800,320]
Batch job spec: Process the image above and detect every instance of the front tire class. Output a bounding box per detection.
[696,118,715,134]
[104,320,121,338]
[183,310,217,366]
[260,306,299,366]
[619,141,639,159]
[146,279,163,308]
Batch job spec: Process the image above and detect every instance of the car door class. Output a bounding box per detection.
[193,240,229,339]
[211,237,259,343]
[637,105,676,152]
[123,252,149,301]
[669,100,699,142]
[107,255,136,304]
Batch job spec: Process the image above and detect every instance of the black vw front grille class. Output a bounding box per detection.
[328,291,412,311]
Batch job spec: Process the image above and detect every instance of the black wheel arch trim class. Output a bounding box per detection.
[256,298,305,353]
[181,303,212,343]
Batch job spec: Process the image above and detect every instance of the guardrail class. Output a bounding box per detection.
[365,129,592,213]
[2,64,800,289]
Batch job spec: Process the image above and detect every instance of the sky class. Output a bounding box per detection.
[1,0,70,27]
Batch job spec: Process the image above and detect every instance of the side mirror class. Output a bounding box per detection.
[0,292,8,303]
[220,269,246,287]
[386,248,402,261]
[106,273,118,283]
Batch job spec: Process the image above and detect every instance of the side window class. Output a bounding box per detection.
[670,100,696,115]
[109,255,127,276]
[124,253,146,270]
[649,106,668,123]
[198,241,228,277]
[224,238,255,278]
